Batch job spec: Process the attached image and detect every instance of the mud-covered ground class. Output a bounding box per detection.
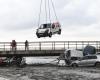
[0,66,100,80]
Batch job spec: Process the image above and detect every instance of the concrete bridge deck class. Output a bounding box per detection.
[0,50,64,57]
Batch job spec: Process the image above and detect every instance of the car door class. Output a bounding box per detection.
[78,56,89,66]
[79,56,97,66]
[83,56,92,66]
[86,56,97,66]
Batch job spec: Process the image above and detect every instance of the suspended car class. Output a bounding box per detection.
[36,22,61,38]
[36,0,61,38]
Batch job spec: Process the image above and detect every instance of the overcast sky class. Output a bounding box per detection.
[0,0,100,42]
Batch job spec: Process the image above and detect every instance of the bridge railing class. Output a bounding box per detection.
[0,41,100,52]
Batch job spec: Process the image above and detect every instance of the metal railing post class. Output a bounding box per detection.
[52,42,53,50]
[76,41,77,50]
[54,42,55,50]
[82,41,84,51]
[96,41,98,52]
[88,41,89,45]
[39,42,41,51]
[3,43,5,52]
[64,42,65,50]
[68,41,69,49]
[99,41,100,52]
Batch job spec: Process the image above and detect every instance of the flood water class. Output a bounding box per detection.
[0,57,100,80]
[0,66,100,80]
[25,56,59,65]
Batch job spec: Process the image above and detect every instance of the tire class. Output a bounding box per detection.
[37,35,40,38]
[72,63,78,67]
[95,62,100,67]
[58,29,61,35]
[49,32,52,37]
[36,33,40,38]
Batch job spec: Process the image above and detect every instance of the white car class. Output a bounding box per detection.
[36,22,61,38]
[71,55,100,67]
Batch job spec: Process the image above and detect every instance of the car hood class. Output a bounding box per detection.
[38,29,47,33]
[38,28,49,33]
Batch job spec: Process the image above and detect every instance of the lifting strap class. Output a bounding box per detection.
[38,0,59,27]
[51,0,58,22]
[48,0,51,23]
[45,0,47,23]
[38,0,43,27]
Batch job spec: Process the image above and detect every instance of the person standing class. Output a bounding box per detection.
[25,40,29,51]
[11,40,17,52]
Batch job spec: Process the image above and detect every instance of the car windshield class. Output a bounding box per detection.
[40,24,51,29]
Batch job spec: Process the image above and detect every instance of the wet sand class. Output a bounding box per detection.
[0,66,100,80]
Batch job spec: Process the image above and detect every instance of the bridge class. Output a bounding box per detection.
[0,41,100,57]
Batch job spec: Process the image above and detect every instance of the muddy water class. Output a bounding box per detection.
[0,66,100,80]
[0,57,100,80]
[25,56,59,65]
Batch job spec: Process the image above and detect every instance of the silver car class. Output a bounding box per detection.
[71,55,100,67]
[36,23,61,38]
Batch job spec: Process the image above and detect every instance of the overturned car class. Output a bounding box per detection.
[0,56,26,67]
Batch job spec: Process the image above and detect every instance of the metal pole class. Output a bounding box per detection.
[88,41,89,45]
[76,41,77,50]
[52,42,53,50]
[39,42,41,50]
[99,41,100,52]
[4,43,5,52]
[54,42,55,50]
[82,41,84,51]
[96,41,98,52]
[68,41,69,49]
[64,42,65,50]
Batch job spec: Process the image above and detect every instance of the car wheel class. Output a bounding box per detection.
[49,32,52,37]
[58,29,61,35]
[37,35,40,38]
[72,63,78,67]
[95,62,100,67]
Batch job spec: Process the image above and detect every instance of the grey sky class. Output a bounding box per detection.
[0,0,100,41]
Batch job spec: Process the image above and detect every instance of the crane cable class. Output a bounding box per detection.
[48,0,51,23]
[51,0,58,22]
[38,0,59,27]
[38,0,42,27]
[45,0,47,23]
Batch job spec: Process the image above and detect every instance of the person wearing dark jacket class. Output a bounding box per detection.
[11,40,17,52]
[25,40,29,51]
